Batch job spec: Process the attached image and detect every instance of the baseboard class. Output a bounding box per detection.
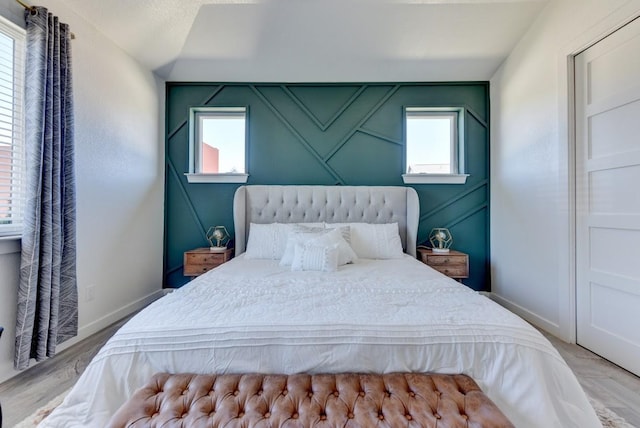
[57,289,164,352]
[488,292,563,338]
[0,289,164,384]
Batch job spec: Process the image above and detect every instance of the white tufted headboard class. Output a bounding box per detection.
[233,185,420,257]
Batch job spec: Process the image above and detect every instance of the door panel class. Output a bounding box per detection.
[590,99,640,158]
[590,165,640,213]
[576,17,640,376]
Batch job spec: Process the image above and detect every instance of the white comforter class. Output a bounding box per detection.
[42,255,600,427]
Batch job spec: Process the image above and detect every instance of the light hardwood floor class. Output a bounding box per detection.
[544,331,640,426]
[0,316,131,428]
[0,319,639,427]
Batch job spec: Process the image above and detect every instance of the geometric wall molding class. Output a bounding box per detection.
[165,82,490,290]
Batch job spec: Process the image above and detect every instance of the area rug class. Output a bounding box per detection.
[13,389,68,428]
[15,390,636,427]
[590,397,637,428]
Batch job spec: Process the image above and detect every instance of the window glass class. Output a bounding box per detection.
[0,17,25,236]
[405,108,462,175]
[189,107,246,175]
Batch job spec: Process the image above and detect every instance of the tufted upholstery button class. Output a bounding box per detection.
[106,373,514,428]
[181,389,187,395]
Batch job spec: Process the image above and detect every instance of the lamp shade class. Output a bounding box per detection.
[428,228,453,253]
[206,226,230,252]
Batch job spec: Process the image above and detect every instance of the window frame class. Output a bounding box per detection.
[185,106,249,184]
[0,15,26,238]
[402,106,468,185]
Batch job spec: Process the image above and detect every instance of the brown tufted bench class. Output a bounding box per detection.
[106,372,514,428]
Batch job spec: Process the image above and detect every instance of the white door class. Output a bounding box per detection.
[575,17,640,377]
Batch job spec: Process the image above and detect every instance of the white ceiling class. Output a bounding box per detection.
[58,0,549,81]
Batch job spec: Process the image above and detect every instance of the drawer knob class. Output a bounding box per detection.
[444,258,450,263]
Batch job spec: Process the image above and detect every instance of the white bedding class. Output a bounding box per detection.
[42,255,600,427]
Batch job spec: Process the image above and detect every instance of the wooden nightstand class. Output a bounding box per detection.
[417,248,469,281]
[184,247,233,277]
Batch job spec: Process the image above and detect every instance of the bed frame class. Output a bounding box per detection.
[233,185,419,257]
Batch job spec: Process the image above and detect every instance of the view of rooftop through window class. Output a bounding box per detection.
[406,111,457,174]
[199,111,246,174]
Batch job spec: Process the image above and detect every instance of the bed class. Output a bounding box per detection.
[41,185,600,427]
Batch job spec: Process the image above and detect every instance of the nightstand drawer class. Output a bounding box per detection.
[185,253,226,265]
[430,265,468,277]
[183,263,220,276]
[183,247,233,278]
[417,248,469,280]
[423,255,467,266]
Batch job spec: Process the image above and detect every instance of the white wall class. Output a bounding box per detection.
[0,0,164,383]
[490,0,640,340]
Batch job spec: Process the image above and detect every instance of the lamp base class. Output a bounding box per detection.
[209,246,228,253]
[431,248,450,253]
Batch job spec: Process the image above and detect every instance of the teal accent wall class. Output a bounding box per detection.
[165,82,489,290]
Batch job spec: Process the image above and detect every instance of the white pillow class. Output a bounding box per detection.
[291,242,339,272]
[309,228,357,266]
[244,223,324,259]
[279,224,326,266]
[325,222,404,259]
[280,227,357,266]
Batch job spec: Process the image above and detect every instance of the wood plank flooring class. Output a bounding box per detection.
[544,331,640,426]
[0,316,131,428]
[0,320,639,427]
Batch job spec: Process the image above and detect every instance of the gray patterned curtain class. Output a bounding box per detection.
[14,6,77,370]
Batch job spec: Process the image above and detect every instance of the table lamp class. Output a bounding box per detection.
[206,226,230,252]
[429,228,452,253]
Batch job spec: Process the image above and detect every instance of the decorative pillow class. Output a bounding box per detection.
[325,222,404,259]
[244,223,324,259]
[280,226,356,266]
[279,224,326,266]
[244,223,289,259]
[291,242,340,272]
[308,228,357,266]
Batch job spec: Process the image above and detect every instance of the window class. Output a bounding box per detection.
[403,107,468,184]
[0,17,25,236]
[186,106,249,183]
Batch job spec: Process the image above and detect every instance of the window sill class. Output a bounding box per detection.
[0,235,21,255]
[185,173,249,184]
[402,174,469,184]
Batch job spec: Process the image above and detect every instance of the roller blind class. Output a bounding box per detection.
[0,16,25,236]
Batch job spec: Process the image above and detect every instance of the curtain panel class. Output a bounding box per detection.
[14,6,77,370]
